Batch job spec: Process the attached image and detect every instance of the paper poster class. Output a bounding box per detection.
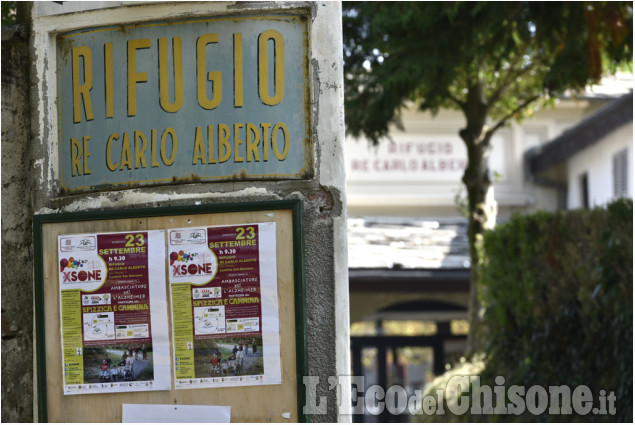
[122,404,231,423]
[58,231,171,395]
[168,222,282,389]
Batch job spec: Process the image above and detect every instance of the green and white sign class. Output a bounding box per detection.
[57,15,310,193]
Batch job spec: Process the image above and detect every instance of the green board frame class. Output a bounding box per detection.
[33,200,308,422]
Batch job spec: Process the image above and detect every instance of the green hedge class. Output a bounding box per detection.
[477,199,633,422]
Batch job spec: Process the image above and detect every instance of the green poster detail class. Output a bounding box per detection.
[61,290,84,384]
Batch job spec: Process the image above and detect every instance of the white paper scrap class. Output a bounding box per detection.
[122,404,230,423]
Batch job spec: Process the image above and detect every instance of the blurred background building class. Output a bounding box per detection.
[345,74,632,422]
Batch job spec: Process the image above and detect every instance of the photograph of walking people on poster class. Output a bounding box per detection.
[58,231,170,395]
[168,222,281,389]
[194,337,264,379]
[82,343,153,384]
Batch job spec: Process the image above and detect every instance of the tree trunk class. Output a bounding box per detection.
[460,82,497,355]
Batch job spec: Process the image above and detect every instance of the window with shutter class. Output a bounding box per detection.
[613,149,628,198]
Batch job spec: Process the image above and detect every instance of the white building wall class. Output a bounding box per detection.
[567,123,634,208]
[344,99,600,219]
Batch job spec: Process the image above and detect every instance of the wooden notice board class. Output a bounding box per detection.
[33,201,307,422]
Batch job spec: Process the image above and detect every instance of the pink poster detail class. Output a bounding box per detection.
[200,225,262,339]
[87,233,152,346]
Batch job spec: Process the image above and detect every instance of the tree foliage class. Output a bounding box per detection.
[1,1,17,26]
[477,199,633,421]
[343,1,633,144]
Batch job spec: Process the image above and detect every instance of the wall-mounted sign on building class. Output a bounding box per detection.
[57,15,310,193]
[345,132,508,183]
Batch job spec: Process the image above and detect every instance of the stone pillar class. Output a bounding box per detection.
[29,2,348,422]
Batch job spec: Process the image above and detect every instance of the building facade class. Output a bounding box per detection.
[345,76,633,422]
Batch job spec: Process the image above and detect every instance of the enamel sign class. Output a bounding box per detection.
[56,15,310,193]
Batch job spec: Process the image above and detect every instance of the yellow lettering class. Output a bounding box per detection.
[208,124,217,164]
[150,129,160,167]
[71,137,82,176]
[161,127,177,166]
[120,132,132,170]
[159,37,184,113]
[72,46,94,123]
[134,130,147,169]
[234,123,244,162]
[104,43,114,118]
[106,133,119,171]
[258,30,285,106]
[127,39,151,116]
[272,122,289,160]
[261,123,272,161]
[193,126,207,164]
[246,122,260,162]
[234,33,243,107]
[218,123,231,163]
[82,135,91,174]
[197,33,222,110]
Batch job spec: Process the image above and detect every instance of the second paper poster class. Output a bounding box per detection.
[167,222,282,389]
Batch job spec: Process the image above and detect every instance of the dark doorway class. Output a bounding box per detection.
[350,301,468,422]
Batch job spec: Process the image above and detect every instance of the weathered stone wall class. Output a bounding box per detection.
[1,23,34,423]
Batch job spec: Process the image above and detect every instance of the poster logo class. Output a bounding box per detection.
[193,287,222,299]
[58,235,108,292]
[60,257,103,283]
[170,251,217,277]
[170,229,206,246]
[60,236,97,252]
[168,246,218,285]
[169,250,198,266]
[82,294,111,306]
[172,262,216,277]
[186,231,205,243]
